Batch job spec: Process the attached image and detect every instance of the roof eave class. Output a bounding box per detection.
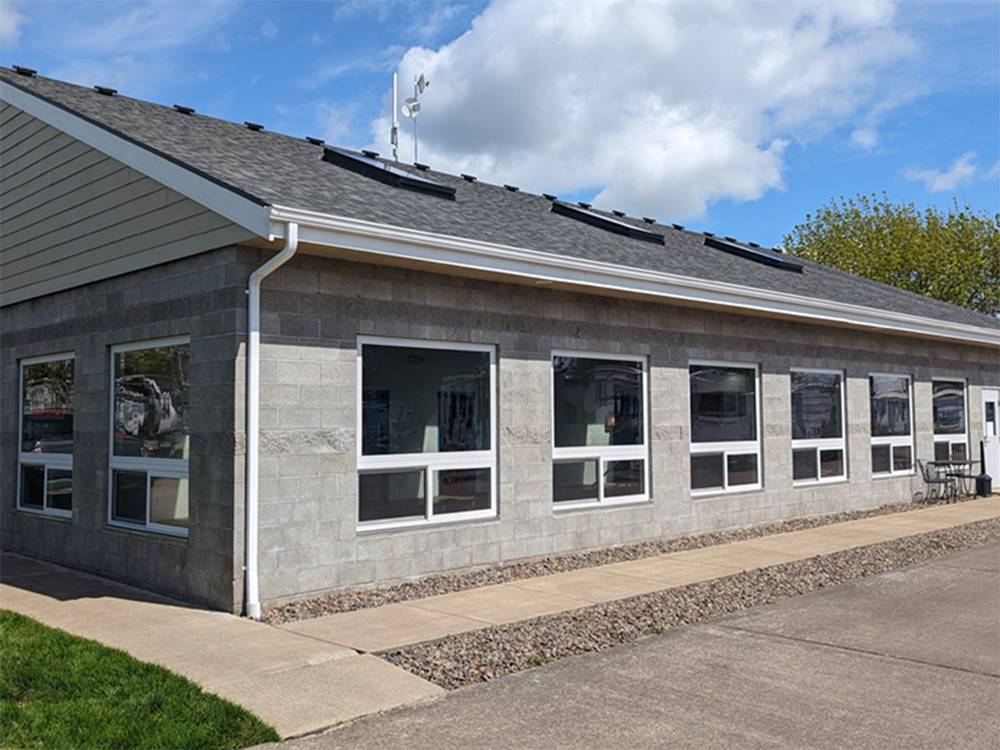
[269,205,1000,349]
[1,77,272,238]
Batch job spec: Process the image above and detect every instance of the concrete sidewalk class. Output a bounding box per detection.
[276,545,1000,750]
[0,555,442,738]
[278,497,1000,653]
[2,496,997,740]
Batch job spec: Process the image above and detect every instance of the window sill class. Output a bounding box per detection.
[793,477,849,488]
[872,471,916,480]
[691,485,764,499]
[16,506,72,521]
[553,495,650,513]
[106,519,189,540]
[356,511,498,535]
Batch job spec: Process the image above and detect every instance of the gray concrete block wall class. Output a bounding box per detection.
[1,247,244,610]
[246,250,1000,607]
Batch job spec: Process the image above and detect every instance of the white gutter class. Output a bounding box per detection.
[244,221,299,619]
[268,206,1000,349]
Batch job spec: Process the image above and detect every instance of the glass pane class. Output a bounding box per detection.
[20,464,44,508]
[362,345,491,455]
[690,365,757,442]
[987,402,997,436]
[932,381,965,435]
[114,344,190,459]
[691,453,724,490]
[870,375,910,437]
[604,460,644,498]
[359,469,426,522]
[892,445,912,472]
[553,460,598,503]
[553,357,643,448]
[113,470,147,523]
[150,476,189,529]
[820,449,844,479]
[934,441,950,462]
[21,359,74,454]
[434,468,491,515]
[727,454,758,486]
[46,469,72,512]
[793,448,818,481]
[871,444,891,474]
[950,442,968,463]
[790,371,842,440]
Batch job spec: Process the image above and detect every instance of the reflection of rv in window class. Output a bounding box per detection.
[114,375,185,458]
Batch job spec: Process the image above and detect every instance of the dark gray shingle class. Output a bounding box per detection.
[3,67,997,332]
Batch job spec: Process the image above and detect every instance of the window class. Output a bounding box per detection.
[108,338,190,536]
[869,374,914,476]
[689,363,761,493]
[932,379,968,463]
[551,354,648,506]
[791,369,846,484]
[18,353,74,517]
[357,338,496,528]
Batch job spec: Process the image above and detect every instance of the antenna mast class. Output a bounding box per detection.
[390,72,399,162]
[400,72,429,164]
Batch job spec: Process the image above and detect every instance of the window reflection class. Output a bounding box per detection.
[791,372,842,440]
[870,375,910,437]
[932,381,965,435]
[690,365,757,442]
[362,345,490,455]
[21,360,74,454]
[113,344,190,459]
[553,357,643,447]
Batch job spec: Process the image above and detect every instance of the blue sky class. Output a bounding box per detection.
[2,0,997,248]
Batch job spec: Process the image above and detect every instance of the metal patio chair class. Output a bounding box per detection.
[916,459,957,503]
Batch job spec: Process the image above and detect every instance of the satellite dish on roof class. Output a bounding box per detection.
[401,97,420,118]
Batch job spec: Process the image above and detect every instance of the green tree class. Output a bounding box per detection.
[783,194,1000,317]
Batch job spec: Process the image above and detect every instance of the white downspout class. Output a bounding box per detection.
[244,221,299,619]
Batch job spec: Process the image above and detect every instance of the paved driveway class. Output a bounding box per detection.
[275,544,1000,750]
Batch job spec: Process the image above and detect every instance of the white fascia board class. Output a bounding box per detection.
[270,205,1000,349]
[1,80,271,237]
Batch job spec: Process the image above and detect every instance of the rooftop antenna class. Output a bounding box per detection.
[390,72,399,162]
[400,72,429,164]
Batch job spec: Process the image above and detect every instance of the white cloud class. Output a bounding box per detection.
[0,0,25,44]
[986,159,1000,181]
[850,126,879,150]
[903,151,979,192]
[260,19,278,40]
[366,0,914,220]
[25,0,236,96]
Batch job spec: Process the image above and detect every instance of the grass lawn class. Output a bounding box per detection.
[0,610,280,750]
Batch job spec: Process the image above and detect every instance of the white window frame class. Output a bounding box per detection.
[689,360,763,496]
[107,336,190,538]
[356,336,497,531]
[17,352,75,519]
[791,367,848,486]
[931,377,969,464]
[550,350,650,510]
[869,372,915,478]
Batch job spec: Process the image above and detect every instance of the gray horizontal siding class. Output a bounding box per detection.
[0,106,256,306]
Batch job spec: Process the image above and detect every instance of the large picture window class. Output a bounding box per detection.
[869,374,913,476]
[551,353,648,506]
[357,338,496,528]
[108,338,190,536]
[18,353,74,517]
[689,362,761,493]
[932,379,968,463]
[791,369,846,484]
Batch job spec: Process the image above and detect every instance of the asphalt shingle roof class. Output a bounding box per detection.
[3,67,997,332]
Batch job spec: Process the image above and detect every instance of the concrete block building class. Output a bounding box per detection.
[2,67,998,616]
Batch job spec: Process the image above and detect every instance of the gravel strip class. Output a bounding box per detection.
[264,495,979,623]
[378,518,999,690]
